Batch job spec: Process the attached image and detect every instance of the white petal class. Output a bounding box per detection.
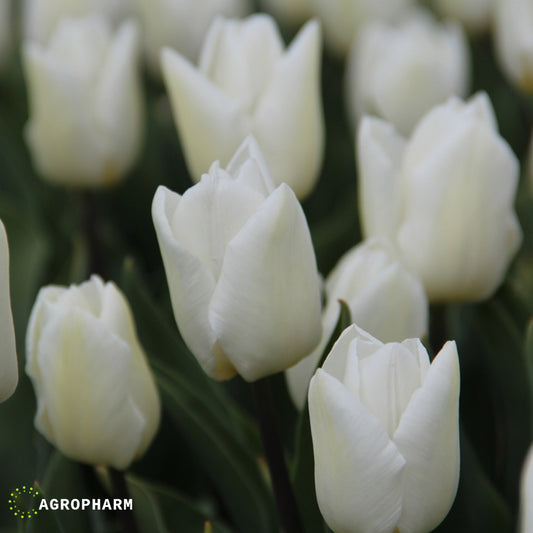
[309,369,405,533]
[170,174,266,279]
[226,135,276,195]
[397,103,521,301]
[393,341,460,533]
[209,184,321,381]
[355,342,423,438]
[325,239,428,342]
[0,221,17,402]
[94,19,143,183]
[253,19,324,199]
[161,47,249,180]
[22,42,107,184]
[152,186,235,380]
[99,281,161,458]
[322,323,381,383]
[357,117,405,239]
[34,307,145,470]
[200,15,284,112]
[520,444,533,533]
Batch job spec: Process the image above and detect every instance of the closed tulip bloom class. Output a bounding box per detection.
[494,0,533,91]
[520,444,533,533]
[23,0,131,44]
[161,14,324,200]
[23,15,144,187]
[309,324,460,533]
[358,93,522,302]
[133,0,250,73]
[286,238,428,409]
[152,136,322,382]
[0,220,18,403]
[310,0,413,57]
[346,9,469,135]
[432,0,494,34]
[25,276,161,470]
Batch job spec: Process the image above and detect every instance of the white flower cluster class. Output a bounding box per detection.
[0,1,530,533]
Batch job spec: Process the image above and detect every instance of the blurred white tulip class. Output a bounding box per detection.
[133,0,250,74]
[152,136,322,382]
[494,0,533,91]
[346,9,469,135]
[23,0,132,43]
[161,14,324,200]
[310,0,413,56]
[286,238,428,410]
[432,0,494,34]
[23,15,144,187]
[0,220,18,404]
[309,324,460,533]
[357,93,522,302]
[26,276,161,470]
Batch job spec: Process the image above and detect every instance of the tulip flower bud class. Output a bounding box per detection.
[161,14,324,200]
[133,0,250,74]
[286,238,428,409]
[25,276,161,470]
[259,0,313,28]
[0,220,18,403]
[23,15,144,188]
[346,9,469,135]
[520,444,533,532]
[358,93,522,302]
[432,0,493,34]
[309,324,460,533]
[23,0,132,44]
[152,136,322,382]
[494,0,533,92]
[310,0,413,57]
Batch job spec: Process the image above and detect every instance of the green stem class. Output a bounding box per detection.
[251,377,304,533]
[109,468,139,533]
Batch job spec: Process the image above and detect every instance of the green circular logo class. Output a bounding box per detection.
[8,486,39,519]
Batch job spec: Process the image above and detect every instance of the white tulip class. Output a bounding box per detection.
[357,93,522,302]
[0,220,18,403]
[23,0,131,44]
[310,0,413,57]
[25,275,161,470]
[346,9,469,135]
[161,14,324,200]
[133,0,250,73]
[152,136,322,382]
[309,324,460,533]
[494,0,533,91]
[286,238,428,410]
[432,0,494,34]
[259,0,312,27]
[520,444,533,533]
[23,15,144,188]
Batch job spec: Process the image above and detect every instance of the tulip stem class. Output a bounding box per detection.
[251,377,304,533]
[109,468,139,533]
[80,191,105,277]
